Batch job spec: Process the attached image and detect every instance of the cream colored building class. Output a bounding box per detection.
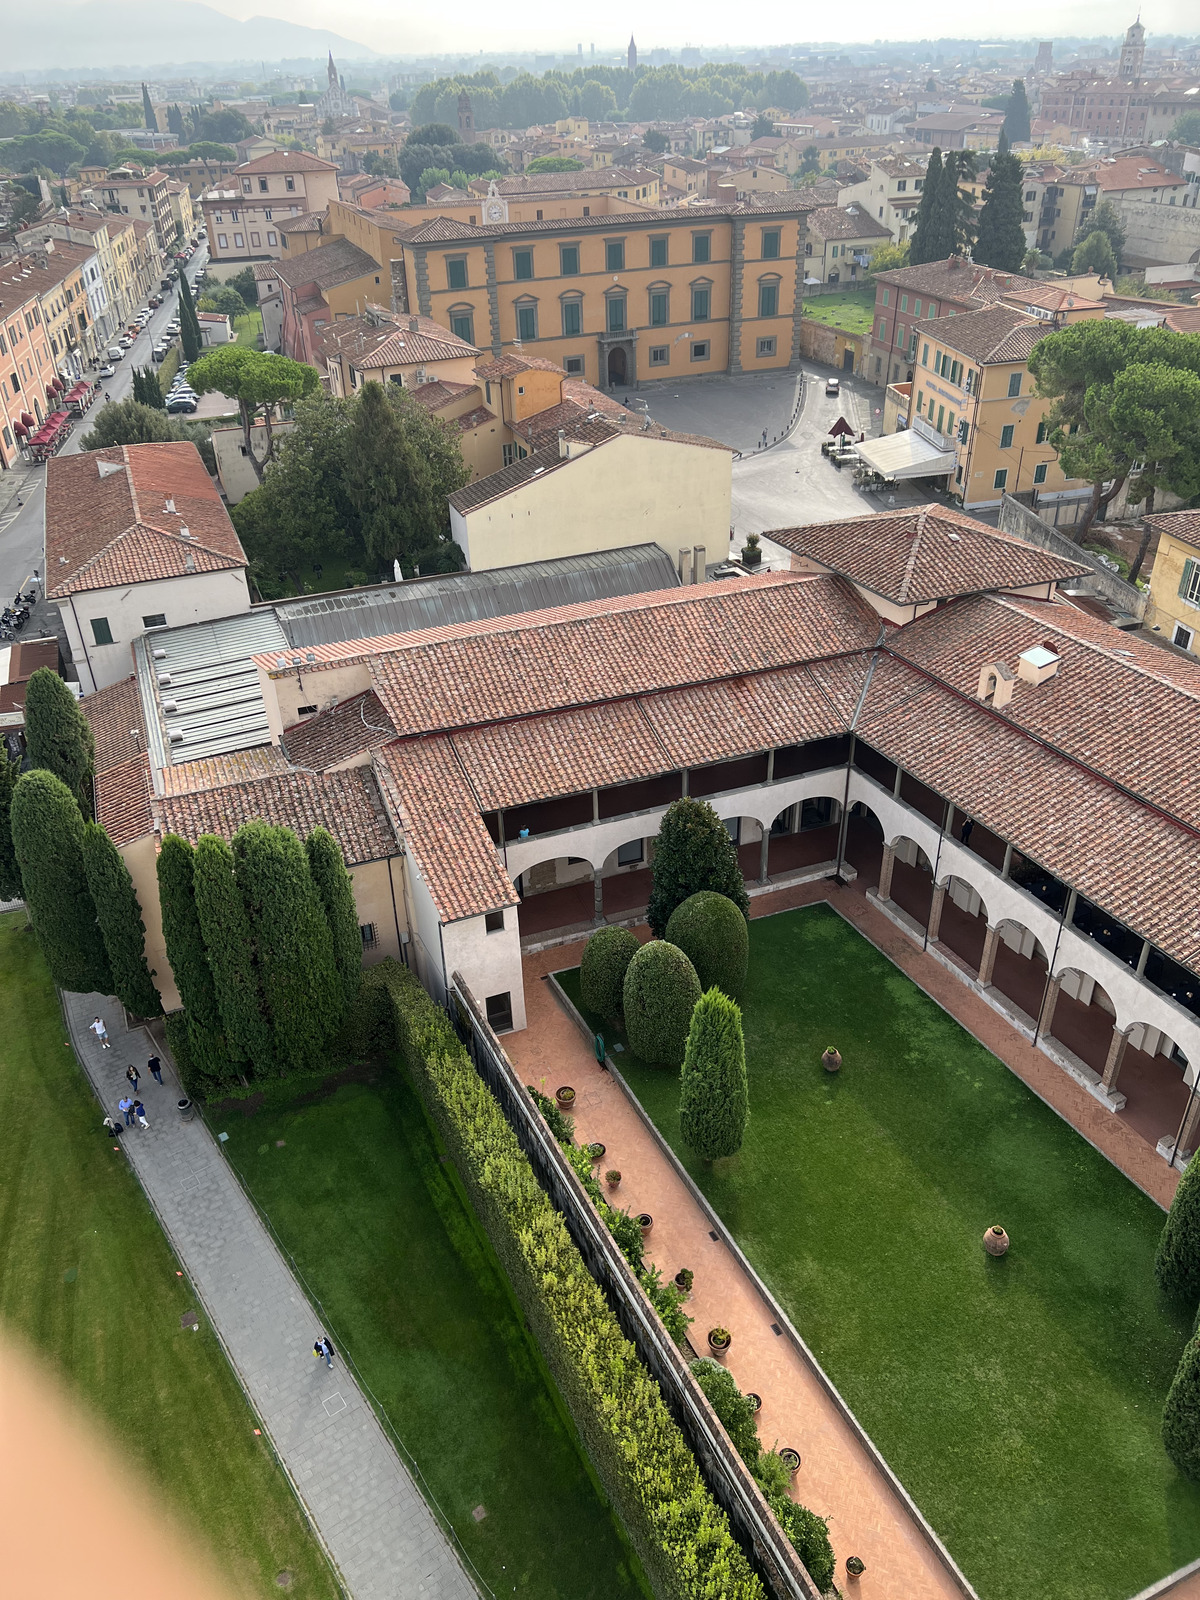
[1144,511,1200,656]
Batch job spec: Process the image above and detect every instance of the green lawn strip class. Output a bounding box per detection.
[559,905,1200,1600]
[801,291,876,337]
[234,311,263,347]
[157,345,181,394]
[0,912,337,1600]
[219,1066,651,1600]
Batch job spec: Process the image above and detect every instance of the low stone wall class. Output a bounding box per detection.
[998,494,1146,621]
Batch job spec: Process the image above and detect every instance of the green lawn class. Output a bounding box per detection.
[0,913,337,1600]
[220,1067,650,1600]
[234,310,263,347]
[801,289,876,337]
[558,904,1200,1600]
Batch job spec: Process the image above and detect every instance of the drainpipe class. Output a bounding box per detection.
[1033,886,1076,1048]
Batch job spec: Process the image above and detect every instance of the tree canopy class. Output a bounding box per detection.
[525,155,585,173]
[1169,111,1200,145]
[81,399,215,473]
[23,666,94,815]
[82,820,161,1017]
[11,769,111,994]
[679,988,749,1161]
[647,798,750,938]
[974,129,1026,273]
[1003,79,1031,144]
[1072,230,1117,279]
[187,346,317,481]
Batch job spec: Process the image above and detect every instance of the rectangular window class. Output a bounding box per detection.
[913,299,922,315]
[559,244,579,275]
[516,304,537,341]
[1000,424,1015,449]
[916,391,924,413]
[561,300,582,336]
[1007,372,1022,398]
[691,340,709,361]
[266,232,277,246]
[1177,558,1200,606]
[900,294,909,311]
[649,291,668,326]
[446,257,468,290]
[285,176,295,191]
[360,923,378,948]
[758,283,778,318]
[881,288,889,306]
[1174,623,1195,651]
[757,337,776,357]
[947,412,956,438]
[896,324,906,349]
[241,179,252,194]
[994,468,1009,491]
[691,286,710,322]
[606,297,625,332]
[218,234,228,250]
[91,617,114,646]
[761,228,780,259]
[1033,462,1048,485]
[921,342,929,366]
[1036,420,1048,444]
[485,991,514,1033]
[141,613,167,629]
[484,910,505,933]
[692,233,711,263]
[605,239,624,272]
[451,311,474,343]
[250,232,261,248]
[649,345,669,365]
[564,355,584,375]
[616,838,644,866]
[650,236,669,267]
[233,233,244,249]
[513,248,533,280]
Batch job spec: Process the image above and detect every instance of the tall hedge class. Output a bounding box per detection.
[580,925,640,1023]
[665,891,749,997]
[82,821,161,1017]
[0,754,21,902]
[647,798,749,937]
[156,833,222,1031]
[233,821,338,1073]
[23,667,96,815]
[1156,1150,1200,1303]
[623,939,701,1068]
[378,959,764,1600]
[679,988,748,1161]
[193,833,276,1075]
[11,769,112,993]
[1164,1333,1200,1479]
[305,826,362,1011]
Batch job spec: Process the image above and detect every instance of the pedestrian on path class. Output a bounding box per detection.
[314,1336,334,1369]
[103,1115,122,1140]
[119,1096,134,1127]
[125,1063,140,1093]
[133,1099,149,1130]
[147,1055,163,1085]
[90,1016,110,1049]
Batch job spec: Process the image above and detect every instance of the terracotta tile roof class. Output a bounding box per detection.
[235,151,338,174]
[95,753,154,847]
[156,766,395,866]
[465,167,658,196]
[158,746,291,795]
[410,379,478,410]
[366,575,879,738]
[1145,509,1200,550]
[374,737,516,923]
[768,504,1087,605]
[46,443,247,599]
[319,310,479,370]
[276,211,324,235]
[271,238,379,291]
[806,205,892,241]
[871,259,1041,309]
[929,304,1050,365]
[449,404,495,433]
[473,352,564,381]
[282,690,396,771]
[82,677,147,773]
[641,663,857,768]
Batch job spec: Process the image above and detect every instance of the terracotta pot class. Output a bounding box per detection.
[746,1392,762,1413]
[605,1170,621,1189]
[637,1212,653,1236]
[984,1225,1010,1257]
[673,1269,693,1298]
[555,1086,576,1110]
[778,1447,801,1476]
[822,1048,842,1074]
[588,1142,606,1162]
[707,1327,732,1356]
[846,1556,866,1578]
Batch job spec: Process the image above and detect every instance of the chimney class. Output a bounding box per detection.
[408,316,418,332]
[977,660,1016,708]
[1016,643,1061,686]
[692,544,706,583]
[678,547,689,582]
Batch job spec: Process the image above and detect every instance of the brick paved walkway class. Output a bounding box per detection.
[62,988,478,1600]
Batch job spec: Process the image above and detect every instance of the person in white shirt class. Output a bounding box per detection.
[89,1016,110,1050]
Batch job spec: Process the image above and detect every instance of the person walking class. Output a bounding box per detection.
[119,1096,135,1127]
[133,1099,149,1130]
[147,1055,163,1085]
[103,1115,122,1140]
[125,1063,140,1094]
[313,1335,334,1369]
[90,1016,110,1049]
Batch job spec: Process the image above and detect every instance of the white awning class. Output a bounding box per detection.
[855,428,957,481]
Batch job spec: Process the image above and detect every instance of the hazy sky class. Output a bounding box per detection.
[196,0,1197,58]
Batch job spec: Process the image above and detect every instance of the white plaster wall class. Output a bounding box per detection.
[403,855,447,1004]
[66,569,251,692]
[442,907,527,1033]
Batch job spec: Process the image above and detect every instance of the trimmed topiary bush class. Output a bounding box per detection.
[679,988,748,1161]
[1156,1148,1200,1303]
[1164,1332,1200,1479]
[647,797,749,937]
[580,925,641,1022]
[665,891,749,997]
[689,1358,760,1466]
[623,940,701,1068]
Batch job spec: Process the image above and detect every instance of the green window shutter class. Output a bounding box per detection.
[1179,558,1197,601]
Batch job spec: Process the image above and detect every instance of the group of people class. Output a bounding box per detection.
[94,1022,165,1142]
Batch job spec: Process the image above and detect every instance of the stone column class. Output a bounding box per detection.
[978,924,1001,987]
[1179,1089,1200,1159]
[759,828,770,885]
[1037,975,1062,1038]
[878,844,896,901]
[926,883,947,943]
[593,871,604,923]
[1101,1026,1129,1093]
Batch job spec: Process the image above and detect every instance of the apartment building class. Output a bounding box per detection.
[0,265,56,469]
[7,244,95,382]
[202,152,341,265]
[98,166,174,251]
[1144,511,1200,656]
[838,157,928,243]
[16,210,136,342]
[804,205,891,284]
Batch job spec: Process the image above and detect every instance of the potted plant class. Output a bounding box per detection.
[846,1556,866,1578]
[637,1212,653,1237]
[746,1392,762,1413]
[740,533,763,568]
[983,1225,1010,1256]
[588,1141,606,1162]
[707,1326,732,1356]
[556,1085,576,1111]
[605,1169,622,1190]
[673,1267,693,1298]
[822,1046,842,1073]
[778,1447,801,1476]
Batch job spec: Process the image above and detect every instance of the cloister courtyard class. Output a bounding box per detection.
[553,903,1200,1600]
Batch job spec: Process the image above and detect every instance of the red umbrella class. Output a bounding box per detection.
[49,377,63,394]
[13,420,28,438]
[20,412,35,429]
[828,416,855,438]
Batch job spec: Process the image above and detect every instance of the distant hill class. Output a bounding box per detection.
[5,0,375,71]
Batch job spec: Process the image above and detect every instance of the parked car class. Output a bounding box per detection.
[148,293,163,308]
[825,376,840,397]
[166,395,198,413]
[152,344,169,361]
[98,364,116,378]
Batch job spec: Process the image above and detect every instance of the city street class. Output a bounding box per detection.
[0,242,209,651]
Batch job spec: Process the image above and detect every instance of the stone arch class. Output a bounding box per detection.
[988,918,1049,1023]
[1044,966,1118,1076]
[882,834,935,929]
[933,873,990,975]
[765,795,843,879]
[595,827,656,923]
[1109,1020,1193,1151]
[842,799,885,890]
[509,850,598,940]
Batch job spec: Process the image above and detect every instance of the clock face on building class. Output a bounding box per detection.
[486,202,504,221]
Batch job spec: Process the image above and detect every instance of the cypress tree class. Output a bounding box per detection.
[1163,1333,1200,1479]
[23,667,95,815]
[910,147,944,265]
[1004,79,1031,144]
[974,131,1027,273]
[193,832,276,1074]
[943,150,978,257]
[11,769,111,993]
[233,821,338,1074]
[82,821,161,1017]
[0,754,21,902]
[305,826,362,1012]
[141,81,155,130]
[679,988,749,1161]
[156,833,222,1030]
[647,797,749,938]
[1156,1147,1200,1302]
[178,273,202,363]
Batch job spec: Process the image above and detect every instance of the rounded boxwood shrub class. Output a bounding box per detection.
[580,925,641,1022]
[1164,1333,1200,1479]
[665,890,749,997]
[623,940,701,1068]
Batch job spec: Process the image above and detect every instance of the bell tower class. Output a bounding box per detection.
[1118,18,1145,82]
